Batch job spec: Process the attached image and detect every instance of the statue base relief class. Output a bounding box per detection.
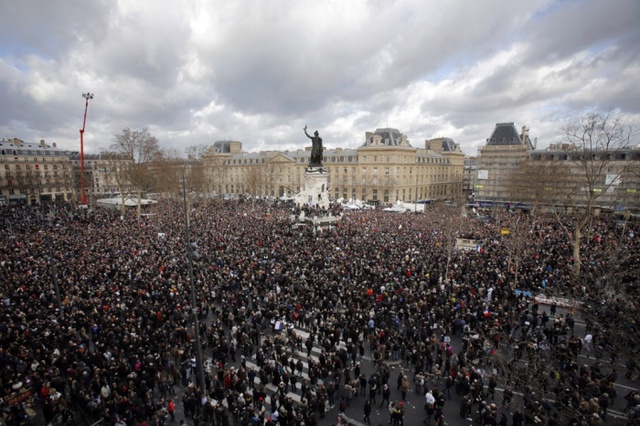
[305,165,326,174]
[294,167,330,209]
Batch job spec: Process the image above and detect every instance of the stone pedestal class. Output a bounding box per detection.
[295,167,330,209]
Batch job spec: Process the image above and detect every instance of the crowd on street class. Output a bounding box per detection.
[1,199,639,426]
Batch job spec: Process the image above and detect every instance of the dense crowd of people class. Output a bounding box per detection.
[0,199,639,426]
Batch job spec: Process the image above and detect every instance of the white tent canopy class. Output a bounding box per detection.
[96,197,158,209]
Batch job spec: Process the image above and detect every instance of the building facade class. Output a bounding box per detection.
[474,123,535,204]
[203,129,465,204]
[0,137,136,207]
[463,156,478,200]
[0,138,74,205]
[69,152,133,205]
[526,144,640,213]
[474,123,640,213]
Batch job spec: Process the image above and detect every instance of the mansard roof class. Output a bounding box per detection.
[361,128,412,148]
[426,137,462,153]
[486,123,528,147]
[212,140,238,153]
[439,138,459,152]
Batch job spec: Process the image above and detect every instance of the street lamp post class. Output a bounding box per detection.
[415,167,418,213]
[37,205,63,314]
[48,212,63,314]
[79,93,93,206]
[182,174,207,402]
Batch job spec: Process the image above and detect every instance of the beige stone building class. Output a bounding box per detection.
[474,123,640,213]
[0,138,74,205]
[203,129,465,204]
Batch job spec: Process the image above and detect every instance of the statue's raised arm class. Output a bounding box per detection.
[303,124,312,139]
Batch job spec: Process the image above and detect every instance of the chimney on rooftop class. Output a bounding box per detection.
[40,140,46,147]
[53,142,57,148]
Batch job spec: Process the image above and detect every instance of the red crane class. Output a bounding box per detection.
[79,92,93,205]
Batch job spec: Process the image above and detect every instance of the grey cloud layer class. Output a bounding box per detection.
[0,0,638,155]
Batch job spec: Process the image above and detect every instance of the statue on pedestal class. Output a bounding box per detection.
[304,125,323,168]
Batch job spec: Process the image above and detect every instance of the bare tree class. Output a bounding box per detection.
[184,144,210,200]
[485,214,640,424]
[110,128,163,217]
[99,152,133,215]
[505,158,574,216]
[244,165,268,210]
[381,175,398,203]
[185,144,210,161]
[492,210,538,289]
[357,174,380,203]
[263,162,283,198]
[151,147,209,217]
[151,148,182,198]
[431,195,468,283]
[203,155,226,199]
[184,163,207,200]
[577,217,640,370]
[559,111,634,278]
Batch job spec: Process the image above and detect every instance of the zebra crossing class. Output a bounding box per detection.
[209,324,344,409]
[243,326,327,405]
[204,323,370,426]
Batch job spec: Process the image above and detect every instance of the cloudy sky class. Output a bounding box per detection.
[1,0,639,156]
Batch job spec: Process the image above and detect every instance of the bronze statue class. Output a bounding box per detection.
[304,125,323,167]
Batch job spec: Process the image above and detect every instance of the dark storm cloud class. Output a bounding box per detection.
[522,0,640,65]
[0,0,113,57]
[0,0,638,155]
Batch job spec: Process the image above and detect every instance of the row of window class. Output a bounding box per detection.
[531,153,640,161]
[4,164,65,170]
[0,156,63,163]
[328,165,449,174]
[223,154,451,166]
[330,184,452,202]
[221,167,448,179]
[0,187,70,194]
[2,179,70,189]
[217,180,454,200]
[0,149,65,157]
[4,171,70,177]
